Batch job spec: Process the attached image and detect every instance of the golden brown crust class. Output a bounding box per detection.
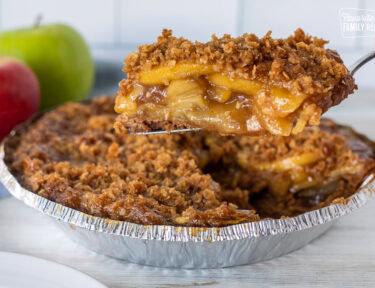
[121,29,356,112]
[6,97,374,226]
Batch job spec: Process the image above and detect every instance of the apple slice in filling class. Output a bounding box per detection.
[115,64,323,136]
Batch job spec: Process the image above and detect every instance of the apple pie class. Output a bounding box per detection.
[115,29,355,136]
[5,97,374,227]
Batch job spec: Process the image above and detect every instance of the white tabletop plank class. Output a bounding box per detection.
[1,196,375,288]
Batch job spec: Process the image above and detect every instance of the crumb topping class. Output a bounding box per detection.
[5,97,374,226]
[122,29,356,110]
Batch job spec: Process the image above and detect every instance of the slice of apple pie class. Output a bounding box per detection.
[115,29,355,136]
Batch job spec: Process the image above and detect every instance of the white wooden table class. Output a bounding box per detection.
[1,197,375,288]
[0,91,374,288]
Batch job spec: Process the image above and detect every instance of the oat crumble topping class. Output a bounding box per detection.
[5,97,374,227]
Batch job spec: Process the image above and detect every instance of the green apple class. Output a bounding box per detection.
[0,24,94,110]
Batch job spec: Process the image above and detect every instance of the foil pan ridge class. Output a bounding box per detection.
[1,146,374,243]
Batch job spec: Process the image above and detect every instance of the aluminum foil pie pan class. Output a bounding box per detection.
[1,123,375,269]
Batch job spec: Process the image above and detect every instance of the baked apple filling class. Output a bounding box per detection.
[115,64,320,136]
[115,29,355,136]
[237,149,363,198]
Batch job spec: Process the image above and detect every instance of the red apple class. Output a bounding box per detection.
[0,57,40,141]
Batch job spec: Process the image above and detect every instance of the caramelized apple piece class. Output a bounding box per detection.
[328,164,364,178]
[167,79,207,111]
[207,73,261,96]
[271,87,309,118]
[140,64,215,85]
[166,79,249,133]
[253,104,293,136]
[186,102,244,134]
[128,85,144,101]
[292,103,322,135]
[207,86,232,103]
[252,151,322,171]
[238,150,323,196]
[115,90,139,114]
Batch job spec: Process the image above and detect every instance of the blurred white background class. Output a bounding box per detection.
[0,0,374,91]
[0,0,374,89]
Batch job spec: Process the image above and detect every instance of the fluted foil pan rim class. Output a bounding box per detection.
[1,126,375,243]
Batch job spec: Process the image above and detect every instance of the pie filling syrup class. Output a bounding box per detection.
[115,64,321,136]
